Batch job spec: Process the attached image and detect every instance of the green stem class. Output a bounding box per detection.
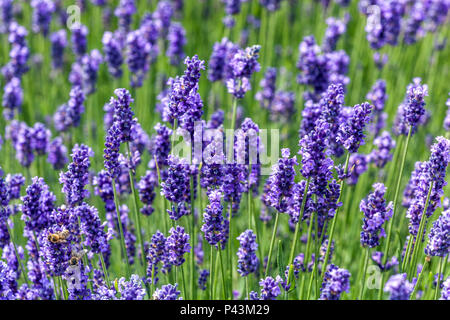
[358,249,370,300]
[210,245,214,300]
[435,258,444,300]
[112,180,131,278]
[6,223,30,287]
[264,211,280,277]
[218,248,227,300]
[320,152,350,282]
[410,257,430,300]
[286,178,311,291]
[126,142,146,271]
[378,126,412,299]
[99,253,110,288]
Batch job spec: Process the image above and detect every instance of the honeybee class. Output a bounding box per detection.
[69,249,88,266]
[47,229,70,244]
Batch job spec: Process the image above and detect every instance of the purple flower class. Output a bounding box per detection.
[425,208,450,257]
[0,0,13,33]
[322,17,347,53]
[50,30,67,70]
[102,31,124,79]
[369,131,395,168]
[366,79,388,135]
[146,230,167,285]
[54,85,85,132]
[373,52,388,70]
[222,163,246,213]
[2,77,23,120]
[226,45,261,98]
[60,144,94,206]
[443,93,450,131]
[14,122,34,168]
[31,122,50,156]
[117,274,145,300]
[441,277,450,300]
[360,183,393,248]
[153,283,181,300]
[80,49,103,95]
[347,153,369,185]
[0,261,16,299]
[154,1,173,32]
[31,0,55,36]
[111,88,136,143]
[319,264,351,300]
[250,276,283,300]
[94,170,116,215]
[150,123,172,169]
[47,137,68,170]
[167,22,186,66]
[126,28,151,87]
[236,229,259,276]
[384,273,414,300]
[5,174,25,200]
[207,38,238,82]
[21,177,55,233]
[264,148,297,213]
[270,90,295,124]
[71,24,88,58]
[255,67,277,110]
[406,137,450,237]
[403,1,426,45]
[259,0,283,11]
[75,203,111,256]
[114,0,136,33]
[201,190,228,248]
[104,123,122,179]
[336,102,373,153]
[39,224,73,276]
[166,226,190,267]
[371,251,398,271]
[403,78,428,131]
[138,170,157,216]
[198,269,209,291]
[161,155,190,205]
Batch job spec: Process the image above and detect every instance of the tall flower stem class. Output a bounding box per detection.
[6,223,30,286]
[112,180,131,278]
[320,152,350,282]
[408,182,434,278]
[410,257,430,299]
[435,257,444,300]
[264,210,280,277]
[98,253,110,287]
[286,178,311,291]
[209,245,214,300]
[358,249,370,300]
[300,210,316,297]
[189,176,196,299]
[180,265,187,299]
[125,142,146,272]
[378,126,412,299]
[218,248,227,300]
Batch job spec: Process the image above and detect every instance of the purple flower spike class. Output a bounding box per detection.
[60,144,94,206]
[336,102,373,153]
[236,229,259,277]
[384,273,414,300]
[166,226,190,267]
[360,183,393,248]
[320,264,351,300]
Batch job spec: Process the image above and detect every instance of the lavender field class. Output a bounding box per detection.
[0,0,449,301]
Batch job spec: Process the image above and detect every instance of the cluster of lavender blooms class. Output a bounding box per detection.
[236,229,259,277]
[2,22,29,120]
[255,67,295,123]
[360,0,449,50]
[296,34,349,100]
[405,137,450,239]
[360,183,393,248]
[208,39,261,99]
[319,264,351,300]
[250,276,283,300]
[384,273,414,300]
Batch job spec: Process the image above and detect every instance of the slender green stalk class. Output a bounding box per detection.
[264,211,280,277]
[209,245,214,300]
[435,258,444,300]
[300,210,316,297]
[218,248,227,300]
[99,253,110,288]
[378,126,412,299]
[180,265,187,299]
[408,182,433,278]
[286,178,311,290]
[125,142,146,271]
[6,223,30,286]
[112,180,131,278]
[320,152,350,282]
[358,249,370,300]
[410,257,430,299]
